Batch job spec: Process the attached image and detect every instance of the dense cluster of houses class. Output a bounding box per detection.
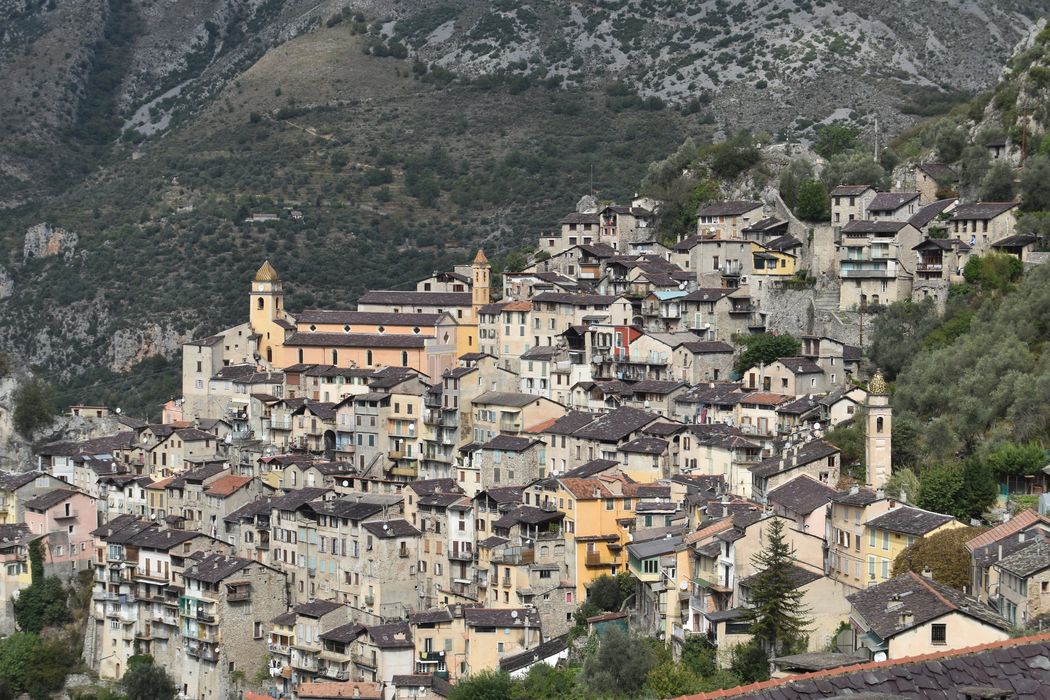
[2,181,1046,700]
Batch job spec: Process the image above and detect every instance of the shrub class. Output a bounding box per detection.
[13,377,54,438]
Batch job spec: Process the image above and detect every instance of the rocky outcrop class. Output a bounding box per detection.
[0,265,11,299]
[23,223,79,261]
[110,323,188,373]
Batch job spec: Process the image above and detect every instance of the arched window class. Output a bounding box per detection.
[257,297,264,310]
[332,349,338,365]
[401,351,409,367]
[876,416,884,433]
[297,348,304,364]
[366,350,373,366]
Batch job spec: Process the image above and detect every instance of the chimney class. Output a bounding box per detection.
[849,485,859,495]
[921,566,933,579]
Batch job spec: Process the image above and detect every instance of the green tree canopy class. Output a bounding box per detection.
[742,518,811,655]
[121,661,177,700]
[449,670,515,700]
[778,159,814,213]
[729,641,770,684]
[935,123,967,163]
[962,253,1023,292]
[959,144,991,189]
[813,124,859,158]
[821,152,888,190]
[512,664,579,700]
[13,377,55,438]
[708,132,762,179]
[868,298,940,380]
[645,661,703,698]
[580,627,656,698]
[979,161,1015,201]
[915,459,997,521]
[795,180,830,221]
[13,540,72,634]
[1020,154,1050,211]
[981,442,1047,478]
[891,526,987,589]
[733,333,802,374]
[884,468,920,503]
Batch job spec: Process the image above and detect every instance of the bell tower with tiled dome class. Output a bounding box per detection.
[250,260,287,365]
[865,369,892,490]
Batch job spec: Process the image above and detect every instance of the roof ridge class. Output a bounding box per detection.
[676,629,1050,699]
[907,570,956,611]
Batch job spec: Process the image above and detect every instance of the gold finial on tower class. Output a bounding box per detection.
[868,369,887,395]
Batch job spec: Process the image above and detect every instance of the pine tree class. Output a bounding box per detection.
[743,518,811,655]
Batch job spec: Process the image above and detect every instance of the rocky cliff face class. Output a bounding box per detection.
[23,223,79,261]
[0,0,1046,397]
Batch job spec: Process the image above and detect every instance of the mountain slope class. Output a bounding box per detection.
[1,1,1049,409]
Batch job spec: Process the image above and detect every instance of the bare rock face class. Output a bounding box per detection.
[0,265,11,299]
[110,323,188,373]
[23,223,79,261]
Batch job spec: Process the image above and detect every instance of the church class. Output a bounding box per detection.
[179,252,491,421]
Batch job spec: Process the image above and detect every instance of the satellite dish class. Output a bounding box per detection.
[115,407,122,414]
[679,581,689,591]
[511,610,519,619]
[342,480,350,487]
[873,651,887,663]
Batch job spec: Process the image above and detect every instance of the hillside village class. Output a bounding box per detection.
[2,164,1049,700]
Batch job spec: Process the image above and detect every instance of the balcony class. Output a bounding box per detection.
[136,570,169,584]
[498,420,522,433]
[321,648,351,663]
[226,589,250,602]
[389,464,418,478]
[292,653,320,671]
[54,509,78,520]
[351,652,377,669]
[916,262,943,272]
[839,266,893,278]
[321,667,350,681]
[270,418,293,431]
[186,642,218,662]
[501,577,512,588]
[620,351,669,366]
[268,642,291,655]
[448,549,473,562]
[728,304,756,315]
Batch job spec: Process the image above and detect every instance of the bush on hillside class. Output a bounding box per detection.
[891,526,987,590]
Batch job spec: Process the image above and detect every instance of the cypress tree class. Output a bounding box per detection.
[743,518,812,655]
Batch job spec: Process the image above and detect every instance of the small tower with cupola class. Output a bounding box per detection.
[865,369,892,489]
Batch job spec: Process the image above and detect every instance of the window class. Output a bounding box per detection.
[642,559,658,574]
[931,624,947,645]
[254,621,263,639]
[876,416,884,433]
[605,499,614,511]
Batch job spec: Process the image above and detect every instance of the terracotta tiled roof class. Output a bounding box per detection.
[966,508,1046,552]
[297,681,382,699]
[676,630,1050,699]
[147,476,175,490]
[205,475,253,497]
[683,517,733,545]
